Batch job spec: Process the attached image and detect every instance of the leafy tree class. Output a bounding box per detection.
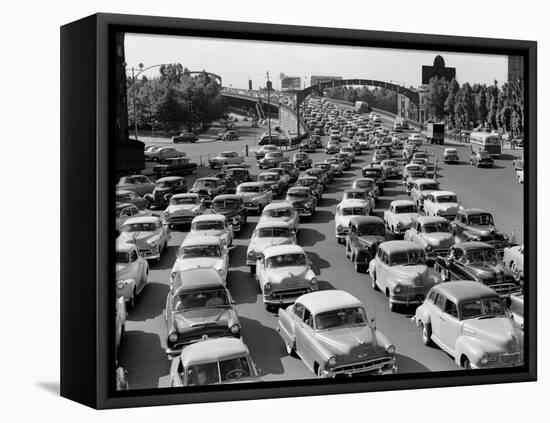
[426,77,450,121]
[444,79,460,126]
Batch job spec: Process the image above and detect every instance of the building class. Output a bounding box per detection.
[422,55,456,85]
[508,56,524,83]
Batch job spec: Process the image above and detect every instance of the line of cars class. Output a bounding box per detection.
[310,99,526,371]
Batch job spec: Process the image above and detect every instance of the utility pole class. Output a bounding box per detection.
[131,67,138,140]
[267,71,272,142]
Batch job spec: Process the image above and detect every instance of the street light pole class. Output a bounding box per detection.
[267,71,272,142]
[131,66,138,140]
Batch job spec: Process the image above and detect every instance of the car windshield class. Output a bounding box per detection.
[355,180,374,189]
[420,183,439,191]
[186,363,220,386]
[422,222,451,233]
[297,179,315,187]
[193,221,225,231]
[357,224,385,236]
[116,252,130,264]
[363,170,380,176]
[315,307,368,330]
[314,164,329,170]
[178,245,221,258]
[390,250,426,266]
[435,195,457,203]
[265,208,292,218]
[156,181,175,188]
[468,214,494,225]
[341,207,366,216]
[460,297,505,320]
[266,253,306,268]
[259,175,278,182]
[395,205,417,213]
[122,222,158,232]
[194,180,216,189]
[116,193,134,201]
[345,192,366,200]
[257,227,291,238]
[227,170,246,178]
[173,289,229,311]
[465,249,500,264]
[288,191,309,199]
[171,197,198,205]
[295,154,307,159]
[239,186,260,193]
[213,199,239,210]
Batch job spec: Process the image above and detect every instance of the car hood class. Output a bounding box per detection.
[249,237,293,254]
[432,202,459,213]
[239,192,263,201]
[336,215,353,228]
[389,265,431,284]
[394,213,417,225]
[267,266,311,286]
[356,235,385,247]
[212,207,241,217]
[165,204,200,215]
[422,232,455,247]
[186,230,226,239]
[315,325,388,359]
[462,317,523,351]
[116,263,131,279]
[118,231,156,244]
[174,257,224,272]
[173,307,236,333]
[465,261,505,278]
[287,198,310,207]
[466,225,499,237]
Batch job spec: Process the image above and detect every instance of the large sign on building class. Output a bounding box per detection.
[281,76,301,90]
[422,55,456,84]
[310,75,343,86]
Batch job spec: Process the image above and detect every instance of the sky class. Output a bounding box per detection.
[124,33,509,90]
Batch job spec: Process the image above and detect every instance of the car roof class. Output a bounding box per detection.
[263,244,305,258]
[414,215,449,225]
[288,186,310,193]
[219,151,237,154]
[349,216,384,225]
[258,172,278,176]
[157,176,184,182]
[123,216,161,225]
[415,178,439,185]
[181,235,222,247]
[196,177,219,182]
[116,189,133,195]
[172,193,199,199]
[172,268,225,292]
[192,214,226,222]
[264,201,292,210]
[344,188,365,194]
[213,194,241,201]
[380,240,422,253]
[434,280,498,303]
[338,199,368,208]
[297,290,362,315]
[454,241,495,251]
[255,219,293,229]
[298,176,317,181]
[391,199,416,207]
[432,190,456,197]
[238,182,263,188]
[460,208,491,216]
[179,337,249,365]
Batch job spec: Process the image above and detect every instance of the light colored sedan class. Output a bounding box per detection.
[186,214,234,249]
[172,236,229,283]
[116,243,149,309]
[117,216,171,262]
[246,220,296,272]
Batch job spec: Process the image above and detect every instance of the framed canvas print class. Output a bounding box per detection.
[60,13,537,409]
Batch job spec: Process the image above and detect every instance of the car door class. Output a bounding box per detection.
[295,306,315,368]
[430,292,446,347]
[440,299,461,353]
[377,250,390,291]
[129,248,143,290]
[449,248,467,279]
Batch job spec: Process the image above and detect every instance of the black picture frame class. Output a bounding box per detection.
[61,12,537,409]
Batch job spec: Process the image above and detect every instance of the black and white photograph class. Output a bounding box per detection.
[113,31,527,391]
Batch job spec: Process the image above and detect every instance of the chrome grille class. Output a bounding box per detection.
[501,352,522,364]
[332,357,393,375]
[269,287,311,299]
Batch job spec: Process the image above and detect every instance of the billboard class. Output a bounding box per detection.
[281,76,301,90]
[310,75,343,86]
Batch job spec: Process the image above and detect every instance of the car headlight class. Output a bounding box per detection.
[502,234,509,241]
[148,239,159,247]
[169,333,178,343]
[230,324,240,335]
[425,244,433,251]
[116,280,130,289]
[271,184,278,189]
[310,277,317,285]
[264,282,272,291]
[386,344,396,355]
[394,284,402,293]
[337,225,344,231]
[396,222,402,228]
[436,210,442,215]
[481,354,489,366]
[216,266,224,274]
[327,356,337,367]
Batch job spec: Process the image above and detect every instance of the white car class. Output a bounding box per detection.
[404,216,455,261]
[409,178,441,209]
[384,199,420,236]
[423,190,462,220]
[246,220,297,272]
[335,199,370,243]
[172,236,229,283]
[255,245,318,308]
[258,202,300,234]
[116,243,149,309]
[116,216,171,262]
[186,214,234,249]
[503,244,524,282]
[164,193,206,227]
[208,151,245,169]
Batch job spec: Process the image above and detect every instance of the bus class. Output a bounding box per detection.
[469,131,501,157]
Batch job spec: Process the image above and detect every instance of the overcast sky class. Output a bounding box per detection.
[124,33,508,90]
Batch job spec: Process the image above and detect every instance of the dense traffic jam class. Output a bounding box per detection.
[114,97,524,389]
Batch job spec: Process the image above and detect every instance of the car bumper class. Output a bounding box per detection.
[389,293,426,305]
[138,247,161,260]
[165,215,196,224]
[320,359,397,378]
[262,287,315,304]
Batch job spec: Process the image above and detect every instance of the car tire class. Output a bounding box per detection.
[462,356,472,370]
[372,272,379,291]
[389,301,397,312]
[285,339,297,357]
[249,265,256,274]
[128,289,136,310]
[420,321,433,346]
[439,266,449,282]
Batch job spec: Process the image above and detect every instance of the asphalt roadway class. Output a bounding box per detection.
[118,117,524,389]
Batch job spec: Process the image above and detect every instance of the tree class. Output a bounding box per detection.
[476,85,489,126]
[487,80,500,130]
[444,79,460,127]
[426,77,450,121]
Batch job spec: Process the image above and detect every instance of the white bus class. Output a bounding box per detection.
[469,131,501,157]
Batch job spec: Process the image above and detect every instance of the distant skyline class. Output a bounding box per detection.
[124,33,508,90]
